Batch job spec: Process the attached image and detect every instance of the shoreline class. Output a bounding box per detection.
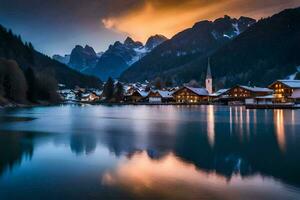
[2,101,300,110]
[63,101,300,109]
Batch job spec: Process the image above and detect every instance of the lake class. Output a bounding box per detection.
[0,105,300,200]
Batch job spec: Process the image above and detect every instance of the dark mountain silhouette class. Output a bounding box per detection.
[120,15,256,83]
[54,35,167,81]
[68,45,99,72]
[145,34,168,50]
[165,7,300,88]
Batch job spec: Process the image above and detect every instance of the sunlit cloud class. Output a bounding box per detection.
[101,0,300,42]
[102,151,291,199]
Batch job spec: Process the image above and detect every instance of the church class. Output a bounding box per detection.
[173,59,212,103]
[205,58,213,94]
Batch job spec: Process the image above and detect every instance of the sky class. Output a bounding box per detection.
[0,0,300,56]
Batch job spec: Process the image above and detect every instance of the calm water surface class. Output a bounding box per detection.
[0,105,300,200]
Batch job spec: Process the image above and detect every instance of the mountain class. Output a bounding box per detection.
[88,35,168,80]
[121,8,300,88]
[145,35,168,50]
[54,35,167,81]
[0,25,101,88]
[120,15,256,82]
[68,45,99,72]
[138,7,300,88]
[52,54,70,65]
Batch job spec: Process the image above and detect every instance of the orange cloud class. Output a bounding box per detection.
[102,151,291,199]
[102,1,222,42]
[101,0,300,42]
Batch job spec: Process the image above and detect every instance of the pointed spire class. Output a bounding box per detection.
[206,57,212,79]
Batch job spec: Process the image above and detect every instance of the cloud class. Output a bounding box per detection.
[101,0,300,42]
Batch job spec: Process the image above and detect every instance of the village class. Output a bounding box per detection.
[59,60,300,109]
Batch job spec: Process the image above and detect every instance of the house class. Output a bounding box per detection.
[173,86,209,103]
[225,85,273,104]
[148,90,174,103]
[80,91,100,102]
[268,80,300,103]
[125,90,149,102]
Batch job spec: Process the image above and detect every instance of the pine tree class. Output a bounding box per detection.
[24,67,37,102]
[153,77,163,90]
[103,77,114,101]
[114,82,124,102]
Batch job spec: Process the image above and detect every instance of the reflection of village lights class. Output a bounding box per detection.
[207,105,215,147]
[246,109,250,136]
[229,107,233,134]
[274,110,286,153]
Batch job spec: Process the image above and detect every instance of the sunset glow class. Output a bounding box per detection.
[101,0,300,42]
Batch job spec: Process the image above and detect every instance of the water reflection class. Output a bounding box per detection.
[207,105,215,147]
[0,105,300,199]
[70,134,97,155]
[274,110,286,153]
[0,131,37,176]
[103,151,298,200]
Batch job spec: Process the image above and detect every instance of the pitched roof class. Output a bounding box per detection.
[239,85,272,93]
[277,80,300,89]
[157,90,173,98]
[210,89,229,97]
[138,91,149,97]
[186,87,209,96]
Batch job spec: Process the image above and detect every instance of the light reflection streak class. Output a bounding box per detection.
[246,109,250,138]
[239,107,243,136]
[207,105,215,147]
[229,107,233,135]
[274,110,286,153]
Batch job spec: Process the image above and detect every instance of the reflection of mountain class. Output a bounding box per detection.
[0,131,34,176]
[70,134,97,155]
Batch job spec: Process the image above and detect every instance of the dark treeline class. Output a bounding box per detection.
[0,58,60,106]
[0,24,101,89]
[102,77,124,103]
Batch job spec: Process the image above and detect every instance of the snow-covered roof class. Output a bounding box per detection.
[255,95,274,99]
[157,90,173,98]
[186,87,209,96]
[94,90,103,96]
[81,93,91,98]
[210,89,229,97]
[239,85,272,93]
[277,80,300,89]
[137,91,149,97]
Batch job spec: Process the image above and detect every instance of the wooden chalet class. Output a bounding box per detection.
[173,86,209,103]
[225,85,273,104]
[268,80,300,103]
[124,90,149,103]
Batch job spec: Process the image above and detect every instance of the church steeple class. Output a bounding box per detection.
[206,58,213,94]
[206,57,212,79]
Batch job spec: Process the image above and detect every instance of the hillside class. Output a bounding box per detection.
[120,16,256,82]
[120,7,300,89]
[167,7,300,88]
[0,25,101,88]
